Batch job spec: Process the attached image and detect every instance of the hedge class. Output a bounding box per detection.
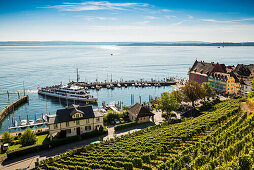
[6,129,107,159]
[115,122,137,131]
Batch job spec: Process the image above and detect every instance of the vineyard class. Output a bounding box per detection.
[37,98,254,169]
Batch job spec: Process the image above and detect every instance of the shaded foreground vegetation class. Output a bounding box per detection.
[37,98,254,169]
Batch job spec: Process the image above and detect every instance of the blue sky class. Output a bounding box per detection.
[1,0,254,42]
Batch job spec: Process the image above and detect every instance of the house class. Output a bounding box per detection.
[189,60,226,84]
[240,79,252,96]
[208,72,240,95]
[127,103,154,123]
[47,105,104,140]
[233,64,254,95]
[208,72,229,95]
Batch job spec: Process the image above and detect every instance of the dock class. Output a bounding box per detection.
[69,79,176,89]
[8,122,47,130]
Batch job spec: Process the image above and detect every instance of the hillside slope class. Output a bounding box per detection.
[37,99,254,169]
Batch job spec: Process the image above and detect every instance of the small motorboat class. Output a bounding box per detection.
[91,86,95,89]
[29,120,35,127]
[96,85,101,90]
[110,84,114,89]
[37,118,43,125]
[124,84,128,88]
[117,83,121,88]
[106,84,111,89]
[20,120,27,128]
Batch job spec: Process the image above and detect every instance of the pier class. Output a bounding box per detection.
[0,95,29,123]
[69,79,176,89]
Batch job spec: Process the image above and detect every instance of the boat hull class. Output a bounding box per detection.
[38,91,98,103]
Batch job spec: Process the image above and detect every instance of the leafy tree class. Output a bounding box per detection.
[155,92,180,120]
[202,82,215,102]
[171,90,183,103]
[180,81,203,107]
[247,78,254,98]
[20,129,37,146]
[2,131,13,144]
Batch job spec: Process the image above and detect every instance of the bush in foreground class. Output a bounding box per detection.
[20,129,37,146]
[2,131,13,144]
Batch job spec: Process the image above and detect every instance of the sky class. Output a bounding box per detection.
[1,0,254,42]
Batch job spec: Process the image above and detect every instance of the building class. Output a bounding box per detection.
[47,105,104,140]
[226,74,240,95]
[127,103,154,123]
[233,64,254,95]
[209,72,240,95]
[189,60,226,84]
[208,72,228,94]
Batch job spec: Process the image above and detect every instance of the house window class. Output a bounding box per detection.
[76,120,80,125]
[85,126,91,131]
[66,122,69,127]
[86,119,90,123]
[96,117,100,122]
[54,124,58,129]
[67,129,71,133]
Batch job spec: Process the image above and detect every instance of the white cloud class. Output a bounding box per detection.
[188,15,193,19]
[200,18,254,23]
[83,16,117,21]
[161,9,172,12]
[145,16,157,20]
[135,21,150,24]
[165,15,177,19]
[200,19,235,23]
[40,1,149,11]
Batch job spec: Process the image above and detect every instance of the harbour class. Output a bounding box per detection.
[1,45,254,134]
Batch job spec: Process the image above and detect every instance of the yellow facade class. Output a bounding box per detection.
[226,77,240,95]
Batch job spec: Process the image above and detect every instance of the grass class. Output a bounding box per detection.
[37,134,49,145]
[0,134,49,155]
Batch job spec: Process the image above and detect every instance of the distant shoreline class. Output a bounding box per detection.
[0,41,254,46]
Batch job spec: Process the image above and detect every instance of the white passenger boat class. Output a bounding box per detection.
[38,85,98,103]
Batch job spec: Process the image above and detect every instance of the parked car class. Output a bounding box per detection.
[119,118,125,124]
[114,119,120,125]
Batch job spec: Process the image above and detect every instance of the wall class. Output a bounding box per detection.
[226,77,240,95]
[0,96,28,123]
[189,72,208,84]
[137,116,150,124]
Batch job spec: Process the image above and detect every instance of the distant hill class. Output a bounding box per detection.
[0,41,254,46]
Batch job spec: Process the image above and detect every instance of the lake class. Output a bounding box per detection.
[0,45,254,133]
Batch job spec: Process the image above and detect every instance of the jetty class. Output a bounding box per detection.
[0,95,29,123]
[69,79,176,89]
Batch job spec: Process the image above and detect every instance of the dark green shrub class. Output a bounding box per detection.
[20,129,37,146]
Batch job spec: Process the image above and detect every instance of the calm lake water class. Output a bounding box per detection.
[1,45,254,133]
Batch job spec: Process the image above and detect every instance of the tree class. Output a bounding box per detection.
[20,129,37,146]
[202,82,215,102]
[180,81,203,107]
[155,92,180,120]
[171,90,183,103]
[247,78,254,98]
[2,131,13,144]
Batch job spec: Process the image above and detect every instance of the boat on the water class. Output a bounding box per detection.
[29,120,35,127]
[20,120,27,128]
[38,85,98,103]
[36,118,43,125]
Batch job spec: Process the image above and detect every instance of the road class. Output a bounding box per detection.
[0,110,164,170]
